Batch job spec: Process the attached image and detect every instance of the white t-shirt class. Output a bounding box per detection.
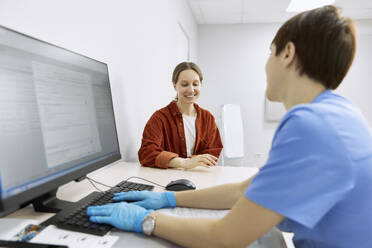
[182,114,196,157]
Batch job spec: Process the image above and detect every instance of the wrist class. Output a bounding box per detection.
[134,209,153,233]
[180,158,190,168]
[168,157,184,168]
[163,191,176,208]
[142,211,157,236]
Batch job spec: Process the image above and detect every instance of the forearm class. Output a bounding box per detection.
[139,150,170,169]
[151,196,283,248]
[168,157,185,168]
[175,175,256,209]
[151,212,222,248]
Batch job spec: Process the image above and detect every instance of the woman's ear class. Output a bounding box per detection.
[173,83,177,90]
[282,41,296,67]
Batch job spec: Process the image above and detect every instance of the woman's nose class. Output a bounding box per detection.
[188,85,195,92]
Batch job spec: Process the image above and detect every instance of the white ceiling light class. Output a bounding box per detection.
[286,0,336,12]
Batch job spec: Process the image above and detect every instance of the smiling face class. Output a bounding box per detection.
[173,69,201,105]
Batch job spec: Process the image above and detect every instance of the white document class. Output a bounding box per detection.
[158,207,229,219]
[0,218,38,240]
[31,225,119,248]
[158,207,287,248]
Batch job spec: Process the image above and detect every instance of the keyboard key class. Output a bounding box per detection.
[52,181,154,236]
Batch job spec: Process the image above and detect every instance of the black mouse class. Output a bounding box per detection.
[165,179,196,191]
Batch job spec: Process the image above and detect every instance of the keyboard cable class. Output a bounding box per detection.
[86,177,106,192]
[85,176,166,191]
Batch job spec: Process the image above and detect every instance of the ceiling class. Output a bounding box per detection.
[186,0,372,24]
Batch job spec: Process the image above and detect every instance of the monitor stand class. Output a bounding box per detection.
[32,189,75,213]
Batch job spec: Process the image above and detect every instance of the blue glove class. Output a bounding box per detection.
[113,191,176,209]
[86,202,153,233]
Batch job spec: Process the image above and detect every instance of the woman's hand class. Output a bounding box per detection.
[169,154,218,169]
[183,154,218,169]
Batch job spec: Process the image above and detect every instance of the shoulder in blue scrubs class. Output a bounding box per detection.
[245,90,372,248]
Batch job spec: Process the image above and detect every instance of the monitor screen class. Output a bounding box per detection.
[0,25,121,216]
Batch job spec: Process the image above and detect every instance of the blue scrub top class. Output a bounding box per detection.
[245,90,372,248]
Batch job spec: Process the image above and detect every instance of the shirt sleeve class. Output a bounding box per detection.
[138,114,178,169]
[244,108,354,228]
[196,115,223,158]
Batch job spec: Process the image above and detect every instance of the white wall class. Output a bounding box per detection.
[1,1,370,167]
[0,0,198,162]
[336,20,372,124]
[198,20,372,167]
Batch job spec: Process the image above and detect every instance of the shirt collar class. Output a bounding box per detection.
[169,101,200,117]
[311,89,332,103]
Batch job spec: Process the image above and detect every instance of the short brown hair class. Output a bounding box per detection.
[172,62,203,84]
[272,5,356,89]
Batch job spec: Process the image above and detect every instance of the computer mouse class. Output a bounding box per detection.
[165,179,196,191]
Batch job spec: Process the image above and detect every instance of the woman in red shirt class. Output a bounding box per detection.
[138,62,223,169]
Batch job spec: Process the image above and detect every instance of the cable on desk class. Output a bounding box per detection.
[124,176,166,189]
[86,177,113,188]
[86,177,105,192]
[85,175,166,191]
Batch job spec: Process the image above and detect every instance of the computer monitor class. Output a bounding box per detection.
[0,25,121,217]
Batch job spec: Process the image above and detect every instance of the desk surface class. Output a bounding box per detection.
[4,162,269,248]
[5,162,294,248]
[6,161,258,222]
[6,162,258,222]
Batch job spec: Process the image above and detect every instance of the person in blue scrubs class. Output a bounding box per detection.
[86,5,372,248]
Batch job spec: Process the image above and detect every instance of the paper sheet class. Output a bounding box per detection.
[158,207,229,219]
[157,207,287,248]
[31,225,119,248]
[0,218,38,240]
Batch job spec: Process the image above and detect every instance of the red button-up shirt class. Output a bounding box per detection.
[138,101,223,168]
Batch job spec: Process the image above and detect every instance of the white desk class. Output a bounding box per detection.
[6,161,258,221]
[5,162,292,248]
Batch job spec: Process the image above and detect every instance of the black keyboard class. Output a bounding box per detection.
[43,181,154,236]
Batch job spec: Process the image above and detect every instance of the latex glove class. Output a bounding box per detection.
[86,202,153,233]
[113,190,176,209]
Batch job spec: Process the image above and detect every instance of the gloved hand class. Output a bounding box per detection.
[86,202,153,233]
[113,190,176,209]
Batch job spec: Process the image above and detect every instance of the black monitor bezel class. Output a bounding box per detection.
[0,24,122,216]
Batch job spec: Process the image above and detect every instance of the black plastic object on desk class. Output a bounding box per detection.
[0,240,68,248]
[42,180,154,236]
[165,179,196,191]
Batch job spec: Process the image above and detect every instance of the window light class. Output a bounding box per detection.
[286,0,336,12]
